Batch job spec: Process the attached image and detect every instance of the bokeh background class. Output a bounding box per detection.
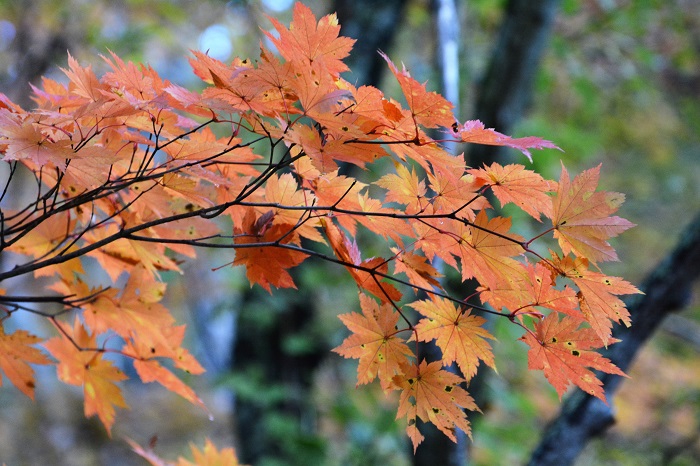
[0,0,699,464]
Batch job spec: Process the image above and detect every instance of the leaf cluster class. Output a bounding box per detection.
[0,2,640,452]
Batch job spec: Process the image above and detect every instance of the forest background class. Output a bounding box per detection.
[0,0,699,465]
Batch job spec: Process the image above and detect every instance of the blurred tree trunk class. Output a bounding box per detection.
[0,1,75,108]
[527,212,700,466]
[333,0,409,87]
[468,0,562,168]
[231,284,328,464]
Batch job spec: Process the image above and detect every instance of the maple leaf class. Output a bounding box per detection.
[376,164,428,215]
[380,51,455,129]
[321,217,402,303]
[233,208,309,292]
[82,266,176,351]
[44,318,128,435]
[61,52,105,101]
[427,169,490,220]
[7,211,84,281]
[101,50,173,108]
[287,124,378,172]
[453,120,560,162]
[480,262,580,322]
[288,62,351,117]
[391,249,443,290]
[455,210,526,289]
[553,253,642,346]
[123,323,204,379]
[128,437,244,466]
[0,112,75,168]
[411,218,463,273]
[393,360,478,452]
[84,223,182,282]
[469,162,556,220]
[310,172,367,235]
[130,356,207,413]
[265,2,355,75]
[180,439,242,466]
[333,293,414,391]
[344,83,404,131]
[410,297,496,380]
[551,164,635,263]
[353,192,415,241]
[0,325,52,399]
[264,173,323,243]
[520,313,626,403]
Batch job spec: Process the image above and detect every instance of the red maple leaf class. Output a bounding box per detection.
[553,253,642,345]
[233,208,309,292]
[520,313,626,402]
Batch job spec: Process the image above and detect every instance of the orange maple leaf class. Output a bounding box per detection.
[551,164,635,263]
[82,266,176,351]
[61,52,105,101]
[0,112,75,169]
[180,439,242,466]
[410,297,496,380]
[353,192,415,241]
[85,223,182,282]
[427,169,490,220]
[453,120,560,162]
[309,172,366,236]
[321,217,402,302]
[123,324,204,375]
[391,249,443,290]
[393,360,478,452]
[130,356,207,413]
[44,318,128,435]
[376,165,428,215]
[333,293,414,391]
[265,2,355,76]
[469,162,556,220]
[379,51,455,129]
[264,173,323,243]
[7,211,84,281]
[287,124,378,173]
[0,325,52,399]
[479,262,580,321]
[128,437,244,466]
[455,210,526,289]
[520,313,626,403]
[553,253,642,346]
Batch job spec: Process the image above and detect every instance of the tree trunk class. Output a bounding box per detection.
[468,0,562,168]
[528,212,700,466]
[333,0,409,87]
